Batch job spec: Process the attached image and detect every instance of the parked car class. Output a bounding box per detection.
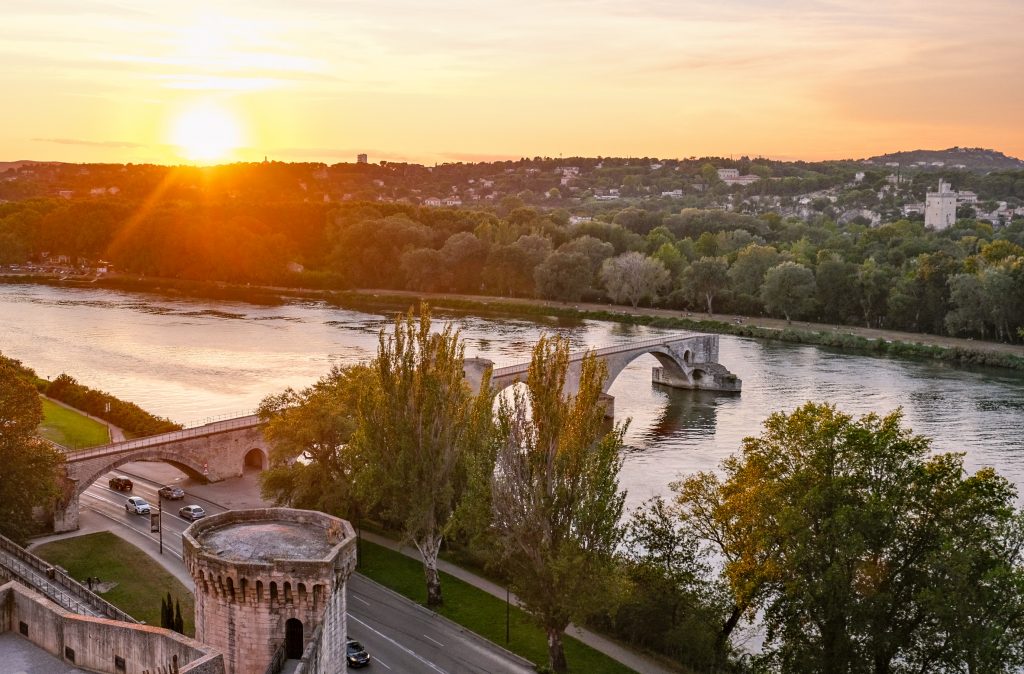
[125,497,150,515]
[158,485,185,500]
[109,476,133,491]
[179,505,206,521]
[345,640,370,668]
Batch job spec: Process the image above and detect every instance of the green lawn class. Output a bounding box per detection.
[39,398,110,449]
[358,540,636,673]
[33,532,194,636]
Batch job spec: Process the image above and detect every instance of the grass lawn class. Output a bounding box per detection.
[39,398,110,449]
[358,540,636,674]
[33,532,194,636]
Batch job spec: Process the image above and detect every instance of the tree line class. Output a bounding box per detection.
[256,305,1024,673]
[3,193,1024,343]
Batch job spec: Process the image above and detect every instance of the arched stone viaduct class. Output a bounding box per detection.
[463,333,741,418]
[54,416,269,533]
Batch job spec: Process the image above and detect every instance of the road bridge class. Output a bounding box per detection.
[463,332,741,418]
[53,416,268,533]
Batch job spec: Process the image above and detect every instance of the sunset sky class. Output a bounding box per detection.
[3,0,1022,165]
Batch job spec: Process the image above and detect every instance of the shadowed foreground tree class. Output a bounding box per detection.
[354,305,494,607]
[675,402,1024,673]
[491,335,626,673]
[0,359,63,544]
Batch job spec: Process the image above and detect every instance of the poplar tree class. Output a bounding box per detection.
[354,304,493,607]
[491,335,626,673]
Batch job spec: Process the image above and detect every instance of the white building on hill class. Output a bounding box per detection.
[925,180,957,230]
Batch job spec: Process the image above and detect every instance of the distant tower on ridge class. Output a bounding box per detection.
[356,153,368,164]
[925,180,957,230]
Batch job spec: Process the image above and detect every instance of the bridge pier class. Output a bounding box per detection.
[652,364,742,393]
[53,491,81,533]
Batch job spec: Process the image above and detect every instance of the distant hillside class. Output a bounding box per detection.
[0,160,64,173]
[863,147,1024,172]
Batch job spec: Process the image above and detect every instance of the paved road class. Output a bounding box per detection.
[76,466,533,674]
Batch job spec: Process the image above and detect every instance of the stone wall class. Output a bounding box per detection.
[1,581,225,674]
[183,509,357,674]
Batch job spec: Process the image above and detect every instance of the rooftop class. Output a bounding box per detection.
[0,632,84,674]
[197,520,336,563]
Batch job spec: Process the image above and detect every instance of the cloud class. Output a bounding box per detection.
[33,137,148,148]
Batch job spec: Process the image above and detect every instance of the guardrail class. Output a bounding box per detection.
[64,414,262,461]
[0,533,136,623]
[491,332,698,377]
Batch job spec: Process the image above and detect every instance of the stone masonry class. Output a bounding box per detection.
[182,508,357,674]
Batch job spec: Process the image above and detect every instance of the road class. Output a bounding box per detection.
[78,467,533,674]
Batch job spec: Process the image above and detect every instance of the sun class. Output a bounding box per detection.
[171,102,243,163]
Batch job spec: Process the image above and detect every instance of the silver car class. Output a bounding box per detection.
[125,497,151,515]
[179,505,206,521]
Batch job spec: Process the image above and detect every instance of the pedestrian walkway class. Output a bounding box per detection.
[361,531,680,674]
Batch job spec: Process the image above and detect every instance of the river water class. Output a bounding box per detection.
[3,283,1024,509]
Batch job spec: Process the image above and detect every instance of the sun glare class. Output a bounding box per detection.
[171,102,243,163]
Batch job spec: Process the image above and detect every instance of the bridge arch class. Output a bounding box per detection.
[76,449,211,498]
[244,447,268,472]
[602,345,695,392]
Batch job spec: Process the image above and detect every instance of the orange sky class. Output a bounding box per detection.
[2,0,1022,165]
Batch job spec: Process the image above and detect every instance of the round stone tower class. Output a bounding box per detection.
[182,508,357,674]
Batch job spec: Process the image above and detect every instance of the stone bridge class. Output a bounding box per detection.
[463,333,741,417]
[54,415,268,533]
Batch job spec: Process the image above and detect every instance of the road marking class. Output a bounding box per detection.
[373,655,391,670]
[423,634,444,647]
[352,594,371,606]
[348,615,449,674]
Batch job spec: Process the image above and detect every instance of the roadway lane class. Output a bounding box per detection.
[79,468,533,673]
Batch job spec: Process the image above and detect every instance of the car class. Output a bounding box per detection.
[108,476,133,491]
[345,639,370,668]
[158,485,185,500]
[179,505,206,521]
[125,497,150,515]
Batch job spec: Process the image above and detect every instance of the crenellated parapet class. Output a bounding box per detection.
[182,508,357,674]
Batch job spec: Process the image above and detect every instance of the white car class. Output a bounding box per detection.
[125,497,151,515]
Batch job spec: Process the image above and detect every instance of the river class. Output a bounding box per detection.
[3,283,1024,508]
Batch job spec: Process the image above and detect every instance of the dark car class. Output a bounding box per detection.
[345,639,370,668]
[158,485,185,500]
[179,505,206,521]
[108,476,133,491]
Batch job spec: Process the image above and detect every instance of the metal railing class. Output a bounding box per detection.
[491,332,699,377]
[0,534,137,622]
[64,414,262,461]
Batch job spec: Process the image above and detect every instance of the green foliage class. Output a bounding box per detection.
[44,373,180,437]
[38,398,110,449]
[258,364,370,518]
[491,335,627,673]
[675,403,1024,673]
[358,540,633,674]
[353,304,495,607]
[0,358,63,544]
[761,261,817,322]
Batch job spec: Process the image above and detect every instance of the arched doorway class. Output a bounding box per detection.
[285,618,303,659]
[243,448,267,472]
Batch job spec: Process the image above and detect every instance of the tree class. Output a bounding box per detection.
[600,252,670,308]
[612,497,731,670]
[257,364,369,519]
[674,403,1024,673]
[353,305,494,607]
[856,258,893,328]
[534,251,592,302]
[761,262,816,322]
[174,599,184,634]
[814,256,860,324]
[400,247,451,292]
[682,256,729,315]
[0,359,63,544]
[491,335,626,673]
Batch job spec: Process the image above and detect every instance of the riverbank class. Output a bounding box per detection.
[6,273,1024,370]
